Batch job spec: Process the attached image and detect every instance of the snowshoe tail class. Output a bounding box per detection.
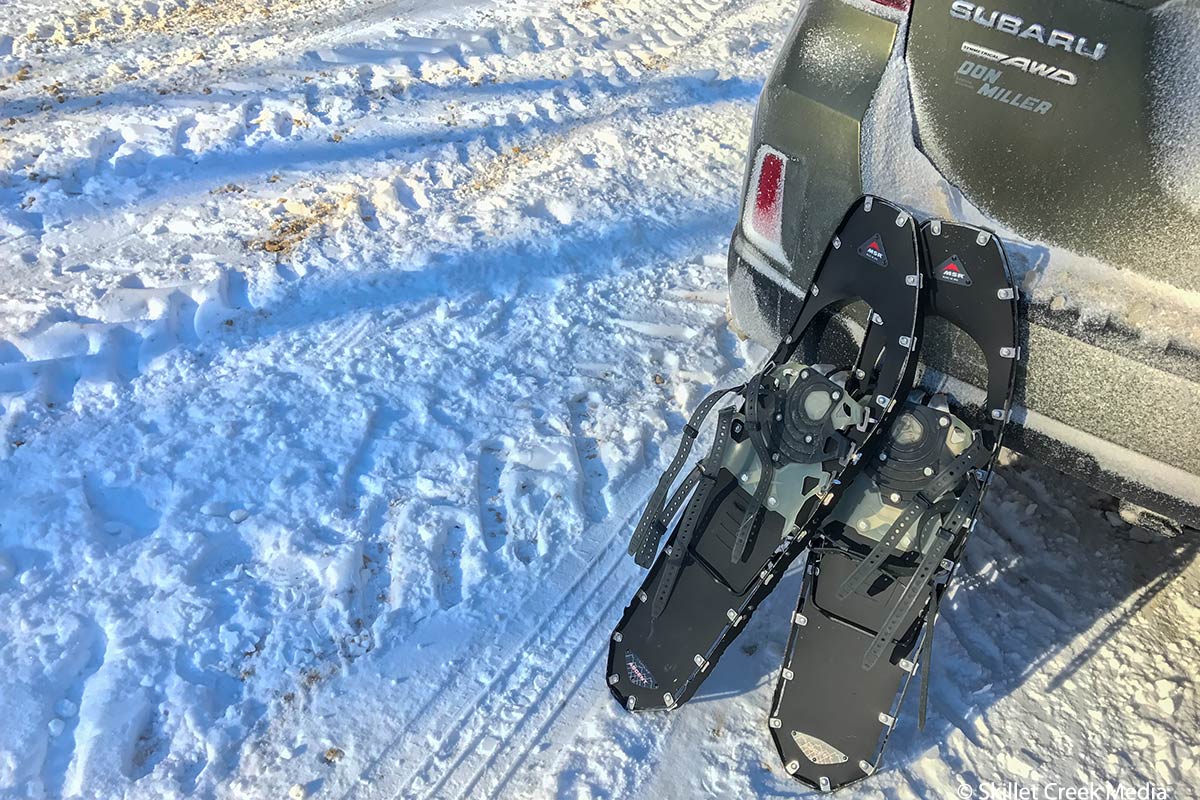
[607,197,924,712]
[768,220,1019,791]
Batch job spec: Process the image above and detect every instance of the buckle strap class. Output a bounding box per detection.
[651,407,737,620]
[731,371,775,564]
[837,437,985,601]
[632,466,702,567]
[836,495,931,601]
[861,527,955,670]
[628,384,742,567]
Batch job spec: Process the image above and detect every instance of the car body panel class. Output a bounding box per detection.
[726,0,1200,527]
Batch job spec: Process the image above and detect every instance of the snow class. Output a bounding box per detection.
[0,1,1197,799]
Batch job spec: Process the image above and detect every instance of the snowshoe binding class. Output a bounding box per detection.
[607,196,926,712]
[768,220,1020,791]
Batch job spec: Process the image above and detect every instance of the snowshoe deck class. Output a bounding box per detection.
[607,196,925,712]
[768,220,1020,790]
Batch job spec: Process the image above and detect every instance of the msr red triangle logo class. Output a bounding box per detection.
[935,255,973,287]
[858,234,889,267]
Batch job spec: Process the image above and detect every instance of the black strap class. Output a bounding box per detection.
[731,372,776,563]
[917,583,943,730]
[836,496,930,602]
[651,408,737,620]
[860,466,984,670]
[632,465,703,566]
[862,526,955,670]
[837,437,985,600]
[628,385,742,567]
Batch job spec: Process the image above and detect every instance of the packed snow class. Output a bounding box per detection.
[0,1,1197,799]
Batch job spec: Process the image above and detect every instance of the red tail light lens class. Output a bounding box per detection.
[868,0,910,10]
[743,146,789,266]
[754,153,784,236]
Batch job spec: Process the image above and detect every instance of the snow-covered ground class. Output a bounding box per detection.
[0,0,1196,798]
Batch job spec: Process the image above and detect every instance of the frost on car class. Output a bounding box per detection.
[726,0,1200,528]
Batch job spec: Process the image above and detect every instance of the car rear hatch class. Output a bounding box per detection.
[905,0,1200,292]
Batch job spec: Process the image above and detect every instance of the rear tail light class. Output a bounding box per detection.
[868,0,910,10]
[743,146,790,267]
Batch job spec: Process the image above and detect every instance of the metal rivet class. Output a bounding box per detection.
[879,712,896,727]
[832,236,842,250]
[794,613,808,626]
[608,674,620,685]
[899,658,916,673]
[786,760,800,774]
[663,693,675,707]
[831,391,841,400]
[876,395,889,408]
[864,196,874,211]
[638,590,648,602]
[782,668,794,680]
[859,760,876,776]
[895,212,910,227]
[997,287,1015,300]
[906,274,921,287]
[939,417,950,427]
[879,453,888,462]
[694,654,707,668]
[727,609,738,622]
[890,492,902,503]
[740,473,750,482]
[991,409,1005,420]
[820,777,832,792]
[612,632,623,642]
[769,717,782,729]
[804,434,814,444]
[930,220,942,236]
[871,312,884,326]
[976,230,992,246]
[627,696,636,710]
[857,520,869,531]
[767,497,778,507]
[923,467,935,476]
[1000,346,1017,359]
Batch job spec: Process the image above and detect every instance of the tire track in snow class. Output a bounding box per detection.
[0,0,760,420]
[342,473,654,800]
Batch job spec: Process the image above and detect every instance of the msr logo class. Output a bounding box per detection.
[858,234,889,267]
[935,255,973,287]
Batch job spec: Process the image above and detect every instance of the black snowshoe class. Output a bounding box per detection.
[607,196,925,712]
[768,220,1019,791]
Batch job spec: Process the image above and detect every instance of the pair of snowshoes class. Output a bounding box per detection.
[607,196,1019,791]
